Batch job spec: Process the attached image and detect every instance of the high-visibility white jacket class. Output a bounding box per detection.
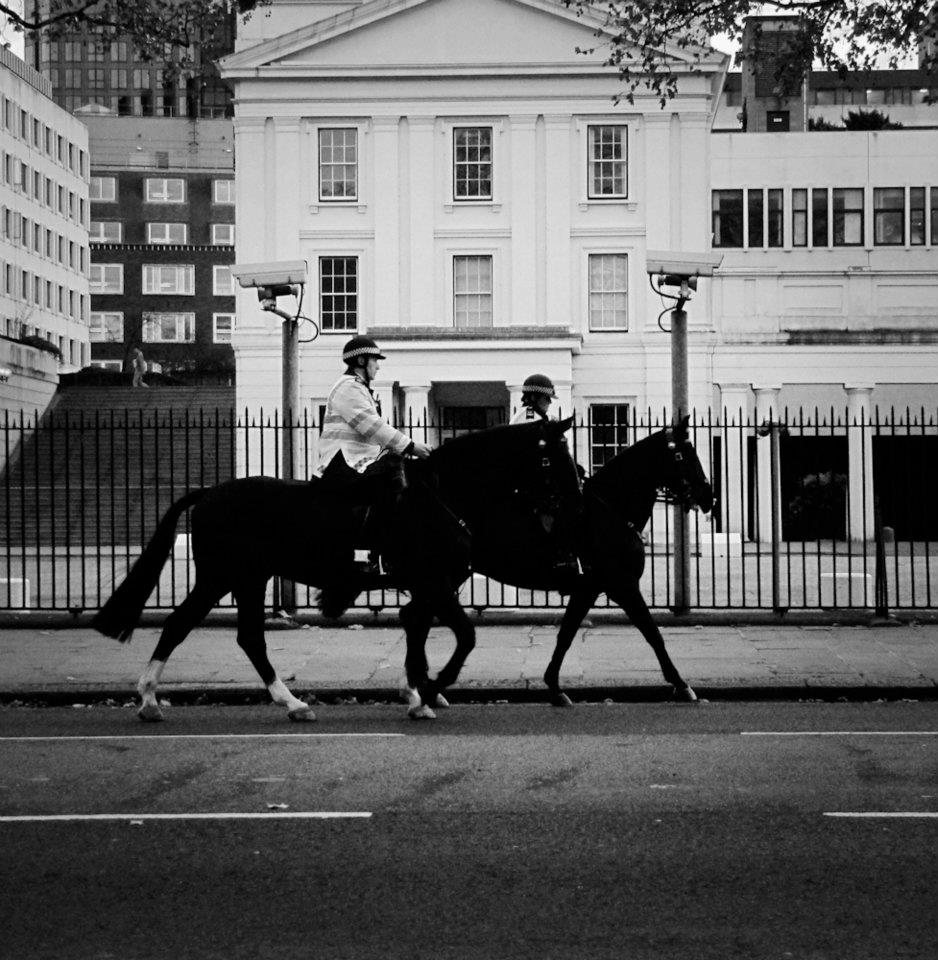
[510,406,548,425]
[316,374,413,475]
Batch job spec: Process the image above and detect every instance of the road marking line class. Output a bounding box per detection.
[742,731,938,737]
[0,733,405,742]
[0,812,373,823]
[824,812,938,819]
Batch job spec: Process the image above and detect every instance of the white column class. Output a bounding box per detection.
[372,116,401,327]
[409,118,436,325]
[510,116,538,327]
[553,379,573,419]
[845,384,875,541]
[754,386,781,543]
[508,384,525,422]
[372,381,395,427]
[543,115,572,328]
[718,383,751,536]
[400,383,430,434]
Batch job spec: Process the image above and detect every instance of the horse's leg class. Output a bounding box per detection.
[608,582,698,702]
[544,582,600,707]
[409,589,475,720]
[233,579,315,722]
[138,581,222,721]
[399,599,450,714]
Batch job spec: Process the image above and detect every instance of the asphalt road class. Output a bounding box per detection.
[1,701,936,960]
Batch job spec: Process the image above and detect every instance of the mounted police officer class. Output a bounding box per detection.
[510,373,556,424]
[316,335,431,476]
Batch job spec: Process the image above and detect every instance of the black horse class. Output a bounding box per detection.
[91,417,580,721]
[401,417,714,713]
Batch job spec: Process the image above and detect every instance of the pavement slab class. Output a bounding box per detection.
[0,621,935,703]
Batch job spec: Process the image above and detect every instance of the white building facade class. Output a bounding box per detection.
[221,0,726,432]
[0,45,90,417]
[221,0,938,544]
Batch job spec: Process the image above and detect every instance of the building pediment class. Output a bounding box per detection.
[221,0,722,77]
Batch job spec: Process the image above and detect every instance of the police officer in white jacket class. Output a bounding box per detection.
[316,336,431,476]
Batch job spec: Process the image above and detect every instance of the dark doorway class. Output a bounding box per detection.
[873,436,938,540]
[780,436,848,540]
[766,110,790,131]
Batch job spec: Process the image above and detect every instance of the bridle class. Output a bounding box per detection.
[660,427,698,511]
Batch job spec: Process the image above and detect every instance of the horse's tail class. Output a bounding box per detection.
[91,489,208,643]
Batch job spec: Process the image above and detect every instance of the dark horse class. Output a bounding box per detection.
[401,416,714,713]
[91,418,580,721]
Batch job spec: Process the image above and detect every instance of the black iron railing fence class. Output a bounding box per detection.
[0,406,935,613]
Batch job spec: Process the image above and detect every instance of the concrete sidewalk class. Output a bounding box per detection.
[0,619,936,704]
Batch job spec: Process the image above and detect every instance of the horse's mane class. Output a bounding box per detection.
[428,420,544,469]
[588,428,666,493]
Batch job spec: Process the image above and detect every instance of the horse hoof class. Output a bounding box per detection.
[407,703,437,721]
[551,692,575,708]
[433,694,450,709]
[137,703,164,722]
[674,685,698,703]
[288,706,317,722]
[400,685,421,708]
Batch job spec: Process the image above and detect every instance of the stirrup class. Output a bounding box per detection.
[354,549,384,576]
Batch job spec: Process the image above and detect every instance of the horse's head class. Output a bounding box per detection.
[661,416,714,514]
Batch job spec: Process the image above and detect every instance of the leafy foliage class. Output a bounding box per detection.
[808,115,843,130]
[843,107,903,129]
[562,1,937,105]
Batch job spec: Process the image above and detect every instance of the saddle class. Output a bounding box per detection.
[316,452,408,575]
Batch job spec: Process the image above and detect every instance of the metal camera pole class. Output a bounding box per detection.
[260,288,302,616]
[232,262,309,619]
[670,289,691,614]
[647,252,722,617]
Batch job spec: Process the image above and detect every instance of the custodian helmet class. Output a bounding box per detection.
[521,373,557,398]
[342,335,386,364]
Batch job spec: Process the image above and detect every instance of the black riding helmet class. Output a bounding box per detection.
[521,373,557,400]
[342,335,386,366]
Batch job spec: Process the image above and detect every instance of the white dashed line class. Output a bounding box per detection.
[742,731,938,737]
[0,812,373,823]
[0,733,405,742]
[824,812,938,819]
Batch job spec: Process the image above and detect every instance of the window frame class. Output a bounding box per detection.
[586,124,628,200]
[588,403,631,473]
[212,265,236,296]
[792,188,808,247]
[452,253,494,328]
[213,312,235,343]
[587,252,629,332]
[211,223,235,245]
[832,188,864,247]
[212,179,235,204]
[910,187,926,246]
[873,187,905,246]
[89,176,117,202]
[89,311,124,342]
[317,127,358,203]
[318,256,359,333]
[452,126,494,202]
[89,263,124,294]
[712,189,744,248]
[89,221,122,243]
[147,222,188,244]
[142,311,195,343]
[144,177,186,204]
[141,263,195,295]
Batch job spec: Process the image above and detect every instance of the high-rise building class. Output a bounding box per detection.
[25,19,237,381]
[0,44,90,416]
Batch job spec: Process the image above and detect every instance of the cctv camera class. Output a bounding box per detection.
[646,251,723,281]
[230,260,308,289]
